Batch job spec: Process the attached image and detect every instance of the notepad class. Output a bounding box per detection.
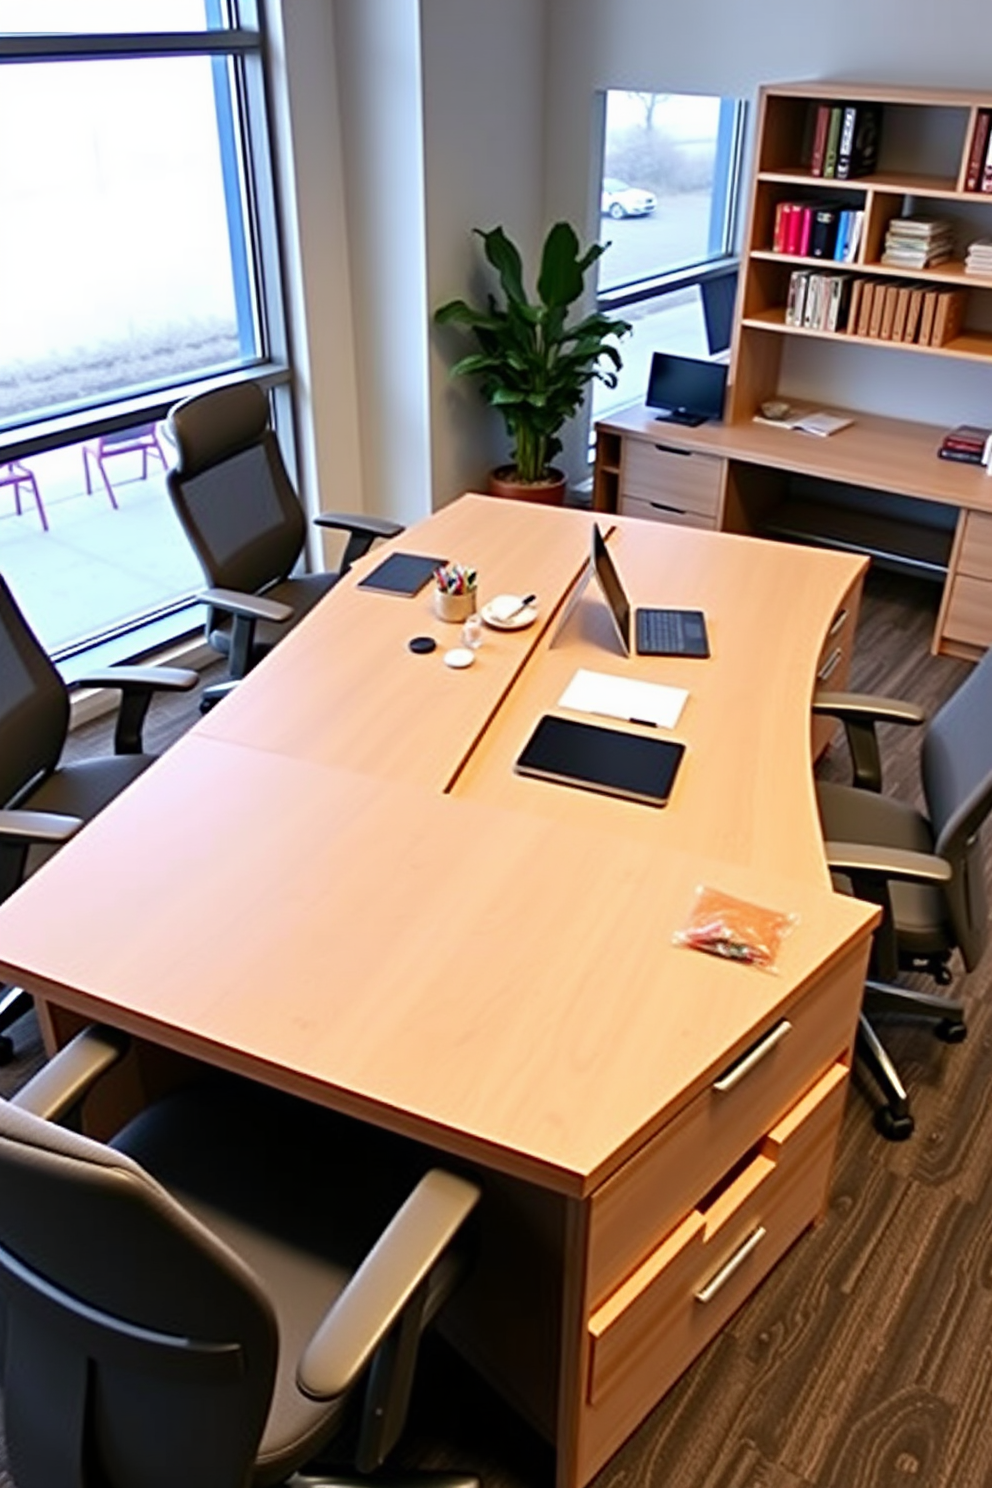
[558,669,688,729]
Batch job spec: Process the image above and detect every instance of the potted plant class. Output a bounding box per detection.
[434,222,631,504]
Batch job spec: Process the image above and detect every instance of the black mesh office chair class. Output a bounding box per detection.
[0,575,197,1062]
[166,381,403,709]
[0,1025,480,1488]
[815,645,992,1139]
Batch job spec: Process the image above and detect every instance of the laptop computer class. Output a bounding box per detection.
[587,524,710,658]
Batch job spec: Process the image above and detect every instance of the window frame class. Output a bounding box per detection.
[0,3,295,667]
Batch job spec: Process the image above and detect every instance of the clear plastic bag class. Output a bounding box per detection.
[673,885,797,971]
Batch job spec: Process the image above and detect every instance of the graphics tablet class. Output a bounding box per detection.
[515,714,685,807]
[357,552,446,596]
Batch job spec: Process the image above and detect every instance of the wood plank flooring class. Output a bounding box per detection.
[1,572,990,1488]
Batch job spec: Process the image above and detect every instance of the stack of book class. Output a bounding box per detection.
[807,102,882,179]
[881,217,955,269]
[937,425,991,465]
[964,238,992,275]
[772,201,864,261]
[786,275,968,346]
[785,271,851,331]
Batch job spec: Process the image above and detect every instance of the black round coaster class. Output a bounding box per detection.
[408,635,437,654]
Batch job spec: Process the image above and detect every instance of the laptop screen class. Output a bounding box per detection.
[591,524,631,655]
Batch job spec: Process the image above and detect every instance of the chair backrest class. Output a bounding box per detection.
[166,381,307,596]
[0,1098,278,1488]
[922,645,992,969]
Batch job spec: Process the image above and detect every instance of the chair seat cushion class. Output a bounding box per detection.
[816,780,955,958]
[209,572,339,662]
[113,1076,429,1486]
[22,755,154,877]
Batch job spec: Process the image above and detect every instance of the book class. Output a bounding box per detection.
[845,209,865,262]
[785,270,809,326]
[868,280,890,338]
[918,289,939,345]
[903,286,924,343]
[890,285,911,342]
[940,424,990,452]
[878,284,899,340]
[810,104,831,176]
[836,103,882,178]
[930,289,967,347]
[773,201,790,253]
[835,106,858,179]
[966,110,992,191]
[825,275,850,333]
[810,206,839,258]
[856,279,876,337]
[783,202,804,255]
[982,123,992,193]
[751,404,852,435]
[823,106,843,178]
[846,277,864,333]
[938,446,986,464]
[796,205,813,257]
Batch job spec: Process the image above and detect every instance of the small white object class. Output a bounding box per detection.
[558,668,688,729]
[444,647,476,669]
[482,595,538,630]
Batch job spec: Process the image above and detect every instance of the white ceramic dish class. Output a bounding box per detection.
[481,595,538,630]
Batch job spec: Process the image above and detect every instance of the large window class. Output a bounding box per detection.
[0,2,288,661]
[592,90,745,425]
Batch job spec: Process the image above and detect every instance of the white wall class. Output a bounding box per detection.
[420,0,550,506]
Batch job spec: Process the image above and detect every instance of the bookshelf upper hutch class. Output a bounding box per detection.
[593,79,992,661]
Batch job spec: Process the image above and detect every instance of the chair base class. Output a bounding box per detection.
[0,985,33,1065]
[288,1476,479,1488]
[856,981,967,1141]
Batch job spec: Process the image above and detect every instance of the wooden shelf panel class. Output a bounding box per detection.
[749,251,992,290]
[757,169,959,196]
[740,308,992,360]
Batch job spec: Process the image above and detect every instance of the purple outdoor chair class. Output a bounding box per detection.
[0,460,48,532]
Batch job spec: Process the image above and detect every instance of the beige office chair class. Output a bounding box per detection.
[0,1025,481,1488]
[0,574,197,1063]
[814,644,992,1138]
[166,381,403,709]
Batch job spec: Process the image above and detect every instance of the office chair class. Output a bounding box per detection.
[0,1025,480,1488]
[0,574,196,1063]
[166,381,403,709]
[814,645,992,1139]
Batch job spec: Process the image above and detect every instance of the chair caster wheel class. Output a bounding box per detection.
[0,1035,15,1066]
[936,1018,967,1043]
[875,1106,914,1141]
[934,966,953,986]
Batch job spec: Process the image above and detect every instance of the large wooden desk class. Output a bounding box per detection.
[0,496,877,1488]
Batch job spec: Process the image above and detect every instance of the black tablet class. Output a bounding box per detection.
[515,714,685,807]
[357,552,446,596]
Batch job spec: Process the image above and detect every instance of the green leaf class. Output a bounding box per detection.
[537,222,584,308]
[477,226,526,306]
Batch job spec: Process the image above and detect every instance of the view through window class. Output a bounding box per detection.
[0,2,284,659]
[593,90,744,426]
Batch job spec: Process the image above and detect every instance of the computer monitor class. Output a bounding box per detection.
[700,267,739,356]
[645,352,728,427]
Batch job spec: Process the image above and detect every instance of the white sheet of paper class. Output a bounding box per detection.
[558,669,688,729]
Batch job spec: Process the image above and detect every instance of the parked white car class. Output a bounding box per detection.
[601,177,657,219]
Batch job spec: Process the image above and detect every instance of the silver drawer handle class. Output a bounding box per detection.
[695,1226,767,1304]
[828,607,849,638]
[653,443,692,456]
[712,1020,792,1093]
[817,646,843,684]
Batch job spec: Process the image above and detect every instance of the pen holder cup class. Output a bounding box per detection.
[434,587,477,623]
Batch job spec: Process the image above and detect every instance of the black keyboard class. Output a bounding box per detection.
[636,608,709,658]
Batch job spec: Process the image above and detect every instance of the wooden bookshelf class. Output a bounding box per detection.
[593,80,992,662]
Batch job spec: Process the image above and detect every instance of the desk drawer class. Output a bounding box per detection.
[621,441,724,518]
[620,493,716,530]
[956,512,992,580]
[584,1062,846,1444]
[586,937,864,1308]
[942,573,992,649]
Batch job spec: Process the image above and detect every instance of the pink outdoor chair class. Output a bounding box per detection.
[0,460,48,532]
[82,422,168,509]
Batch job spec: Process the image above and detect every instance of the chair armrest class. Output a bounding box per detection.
[313,513,405,574]
[10,1024,130,1123]
[313,512,404,540]
[0,808,82,847]
[824,840,953,886]
[76,666,198,695]
[199,587,295,626]
[812,692,927,727]
[297,1168,480,1401]
[72,665,199,756]
[813,692,926,793]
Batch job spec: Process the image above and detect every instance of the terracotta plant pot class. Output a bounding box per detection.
[488,465,567,506]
